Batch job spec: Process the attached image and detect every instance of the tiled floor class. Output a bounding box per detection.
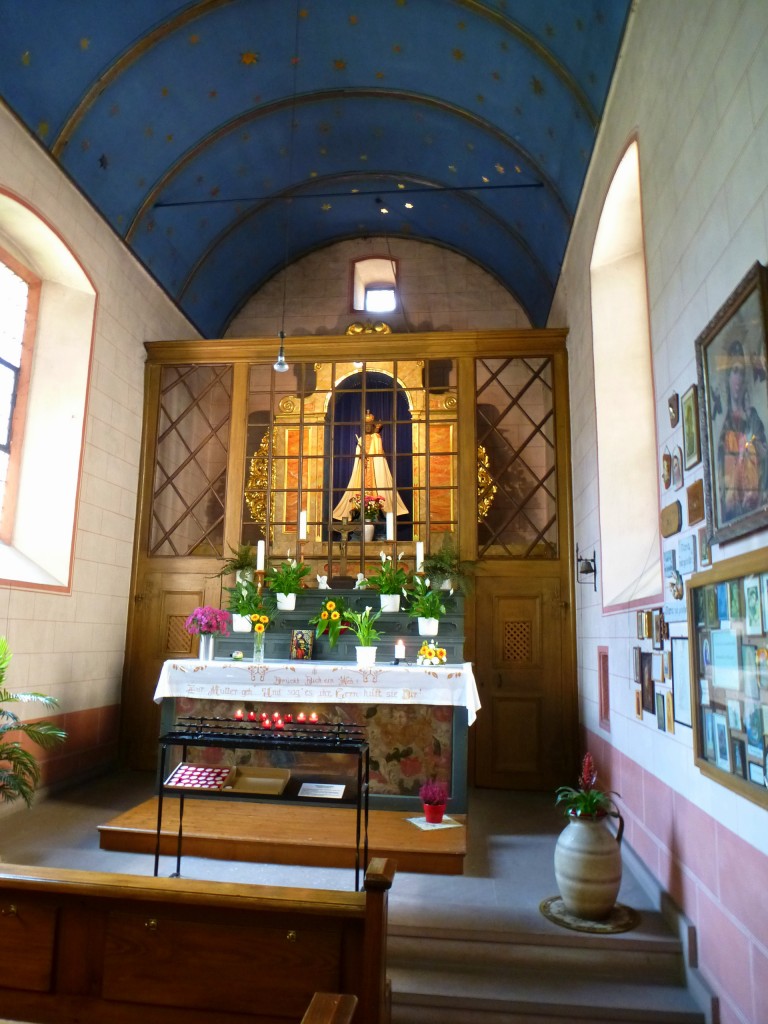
[0,769,659,940]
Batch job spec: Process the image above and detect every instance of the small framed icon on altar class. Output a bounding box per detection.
[290,629,314,660]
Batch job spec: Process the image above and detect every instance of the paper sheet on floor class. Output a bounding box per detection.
[407,815,463,830]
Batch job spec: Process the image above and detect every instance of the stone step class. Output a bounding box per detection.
[388,929,685,986]
[388,963,706,1024]
[388,902,687,985]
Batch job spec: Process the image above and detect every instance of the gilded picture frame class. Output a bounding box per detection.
[696,261,768,544]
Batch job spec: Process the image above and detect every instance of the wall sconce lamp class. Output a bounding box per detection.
[576,544,597,591]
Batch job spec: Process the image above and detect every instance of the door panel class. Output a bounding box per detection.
[473,574,573,791]
[122,572,220,770]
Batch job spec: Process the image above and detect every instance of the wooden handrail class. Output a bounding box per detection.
[301,993,358,1024]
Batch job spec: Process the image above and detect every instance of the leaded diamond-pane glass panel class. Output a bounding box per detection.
[149,365,232,556]
[476,357,557,559]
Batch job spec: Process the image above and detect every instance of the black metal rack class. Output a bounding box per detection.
[155,717,370,889]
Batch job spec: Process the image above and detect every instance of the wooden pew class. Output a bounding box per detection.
[0,858,394,1024]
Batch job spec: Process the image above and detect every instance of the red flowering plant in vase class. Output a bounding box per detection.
[555,752,621,821]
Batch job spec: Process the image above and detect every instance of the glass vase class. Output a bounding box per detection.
[252,631,265,663]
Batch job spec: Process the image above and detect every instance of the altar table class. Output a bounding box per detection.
[154,659,481,725]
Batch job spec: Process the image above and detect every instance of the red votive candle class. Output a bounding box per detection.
[262,719,272,729]
[272,710,281,721]
[309,712,318,723]
[275,719,284,730]
[296,712,306,723]
[234,709,244,720]
[284,713,293,723]
[247,711,256,721]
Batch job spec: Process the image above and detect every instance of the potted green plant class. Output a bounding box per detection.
[226,575,279,630]
[210,543,258,581]
[554,753,624,920]
[309,595,348,648]
[265,558,312,610]
[365,551,409,612]
[184,605,231,661]
[407,575,449,636]
[419,778,448,824]
[421,535,474,594]
[342,605,382,666]
[0,637,67,808]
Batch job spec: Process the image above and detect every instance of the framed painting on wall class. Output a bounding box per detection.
[696,261,768,544]
[682,384,701,469]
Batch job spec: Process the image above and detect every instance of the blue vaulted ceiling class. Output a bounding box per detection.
[0,0,631,337]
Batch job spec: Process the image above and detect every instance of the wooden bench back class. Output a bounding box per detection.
[0,859,394,1024]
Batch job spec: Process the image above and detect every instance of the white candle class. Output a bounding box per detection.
[415,541,424,571]
[256,540,265,571]
[386,512,394,540]
[394,639,406,660]
[299,510,307,540]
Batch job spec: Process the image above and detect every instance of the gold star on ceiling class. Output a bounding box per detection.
[333,59,347,70]
[495,163,505,175]
[349,15,358,25]
[37,122,49,138]
[531,76,544,95]
[161,87,169,97]
[321,203,332,211]
[241,52,259,65]
[21,51,31,66]
[189,34,200,45]
[375,71,385,79]
[80,38,90,50]
[452,49,464,61]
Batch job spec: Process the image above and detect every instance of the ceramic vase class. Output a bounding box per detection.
[355,645,377,667]
[418,616,439,636]
[380,593,401,613]
[232,613,252,633]
[363,522,375,541]
[553,813,623,920]
[423,802,446,824]
[276,592,296,611]
[198,633,215,662]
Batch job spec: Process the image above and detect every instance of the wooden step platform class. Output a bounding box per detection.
[99,798,467,875]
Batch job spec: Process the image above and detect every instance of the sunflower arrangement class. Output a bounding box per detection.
[309,595,348,648]
[416,641,447,665]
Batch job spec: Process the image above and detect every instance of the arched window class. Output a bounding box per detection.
[590,141,662,609]
[0,192,96,589]
[351,257,398,313]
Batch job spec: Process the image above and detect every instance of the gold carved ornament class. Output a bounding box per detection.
[244,429,276,538]
[477,444,497,522]
[345,321,392,334]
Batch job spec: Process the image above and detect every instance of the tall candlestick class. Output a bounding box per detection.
[386,512,394,540]
[256,540,265,571]
[415,541,424,572]
[299,510,307,540]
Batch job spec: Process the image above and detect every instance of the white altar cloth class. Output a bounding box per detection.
[154,660,480,725]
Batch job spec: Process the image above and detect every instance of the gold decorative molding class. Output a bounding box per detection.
[345,321,392,334]
[477,444,497,521]
[244,429,276,536]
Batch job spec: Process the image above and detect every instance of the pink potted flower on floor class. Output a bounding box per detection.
[419,779,449,823]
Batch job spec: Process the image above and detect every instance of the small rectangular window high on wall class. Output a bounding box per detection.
[598,645,610,731]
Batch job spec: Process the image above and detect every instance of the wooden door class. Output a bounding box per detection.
[472,572,574,791]
[122,571,220,770]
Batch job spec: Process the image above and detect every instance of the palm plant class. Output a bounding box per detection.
[0,637,67,807]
